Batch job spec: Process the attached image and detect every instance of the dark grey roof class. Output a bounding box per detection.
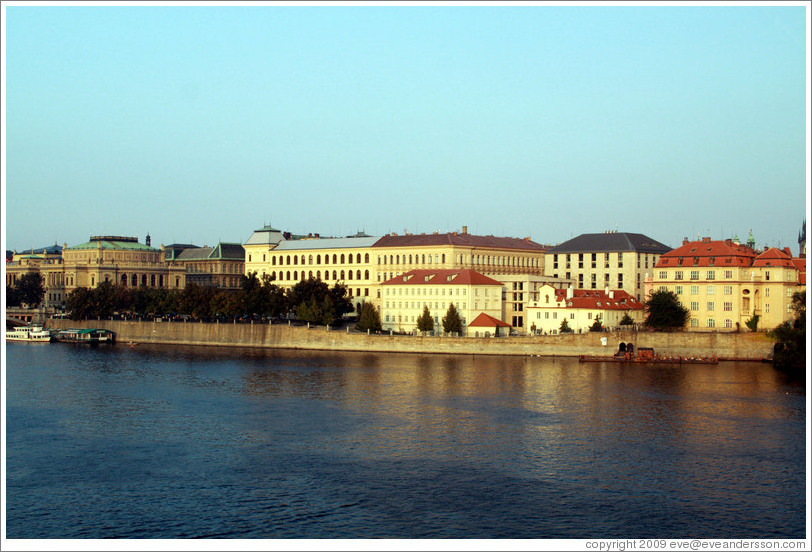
[546,232,672,254]
[177,247,213,260]
[210,243,244,260]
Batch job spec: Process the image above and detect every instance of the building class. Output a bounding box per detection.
[243,223,550,317]
[651,237,804,331]
[525,285,645,334]
[164,242,245,289]
[545,231,672,301]
[497,274,576,332]
[380,268,506,335]
[5,245,66,309]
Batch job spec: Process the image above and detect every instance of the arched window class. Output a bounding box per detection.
[348,288,353,297]
[333,254,338,264]
[293,271,298,280]
[333,270,337,280]
[365,253,369,263]
[309,255,313,265]
[141,274,147,286]
[316,255,321,265]
[131,274,138,286]
[356,253,361,263]
[422,254,426,263]
[364,270,369,279]
[441,254,445,264]
[396,255,400,264]
[341,254,345,263]
[286,255,291,265]
[409,254,412,263]
[356,270,361,280]
[340,270,345,280]
[309,271,313,279]
[271,271,276,280]
[316,271,321,279]
[301,255,305,265]
[348,271,353,280]
[286,271,291,280]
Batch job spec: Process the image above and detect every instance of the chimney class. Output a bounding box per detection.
[566,287,573,299]
[462,226,468,235]
[683,237,689,245]
[784,247,792,257]
[702,237,711,243]
[609,290,614,299]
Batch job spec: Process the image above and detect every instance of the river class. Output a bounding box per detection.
[4,342,806,539]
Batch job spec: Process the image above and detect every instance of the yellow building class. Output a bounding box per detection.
[380,268,505,335]
[545,231,671,301]
[243,224,550,316]
[652,237,804,332]
[5,245,66,309]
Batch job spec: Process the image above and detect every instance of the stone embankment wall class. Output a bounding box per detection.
[46,319,774,360]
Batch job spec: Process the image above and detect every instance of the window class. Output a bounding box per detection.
[690,271,699,280]
[690,286,699,295]
[691,318,699,327]
[765,288,770,297]
[723,302,733,312]
[765,271,770,281]
[706,286,715,295]
[591,253,596,269]
[675,271,683,280]
[724,319,733,328]
[578,254,583,269]
[723,286,732,295]
[659,270,667,279]
[707,319,715,328]
[675,286,683,295]
[690,301,699,311]
[724,270,733,279]
[765,303,770,313]
[706,302,715,311]
[707,271,716,280]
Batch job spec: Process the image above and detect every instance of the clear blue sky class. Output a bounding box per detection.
[3,2,809,254]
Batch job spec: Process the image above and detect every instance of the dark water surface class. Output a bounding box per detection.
[5,342,806,539]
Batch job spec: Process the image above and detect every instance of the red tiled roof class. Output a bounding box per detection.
[655,239,755,268]
[372,233,547,251]
[751,247,795,268]
[468,313,511,327]
[551,289,644,310]
[381,269,503,286]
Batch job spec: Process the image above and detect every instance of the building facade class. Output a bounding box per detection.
[380,268,505,334]
[545,231,672,301]
[525,285,645,334]
[166,242,245,289]
[651,237,804,331]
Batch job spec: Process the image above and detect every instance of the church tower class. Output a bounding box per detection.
[799,220,806,258]
[746,229,756,250]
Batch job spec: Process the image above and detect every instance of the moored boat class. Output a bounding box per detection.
[579,343,718,364]
[53,328,116,343]
[5,325,53,342]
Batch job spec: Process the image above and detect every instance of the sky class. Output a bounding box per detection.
[2,1,809,255]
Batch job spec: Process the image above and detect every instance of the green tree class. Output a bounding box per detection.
[442,303,463,335]
[644,289,690,331]
[356,302,382,332]
[15,272,46,307]
[296,296,322,324]
[745,313,760,332]
[767,291,805,372]
[6,284,21,307]
[66,287,95,319]
[619,312,634,326]
[589,315,603,332]
[416,306,434,333]
[559,318,573,333]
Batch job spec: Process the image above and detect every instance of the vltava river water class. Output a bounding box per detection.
[5,342,806,539]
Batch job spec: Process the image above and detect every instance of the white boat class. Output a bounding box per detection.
[6,325,53,342]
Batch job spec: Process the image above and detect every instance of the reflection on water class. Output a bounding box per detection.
[5,343,805,539]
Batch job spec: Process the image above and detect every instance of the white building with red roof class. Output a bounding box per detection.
[380,268,507,335]
[525,285,645,334]
[652,237,804,332]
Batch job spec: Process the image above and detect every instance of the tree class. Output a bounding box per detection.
[644,289,690,331]
[66,287,95,320]
[619,313,634,326]
[6,284,21,307]
[356,302,382,332]
[745,313,760,332]
[589,315,603,332]
[767,291,805,372]
[15,272,46,307]
[559,318,573,333]
[442,303,463,335]
[416,306,434,333]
